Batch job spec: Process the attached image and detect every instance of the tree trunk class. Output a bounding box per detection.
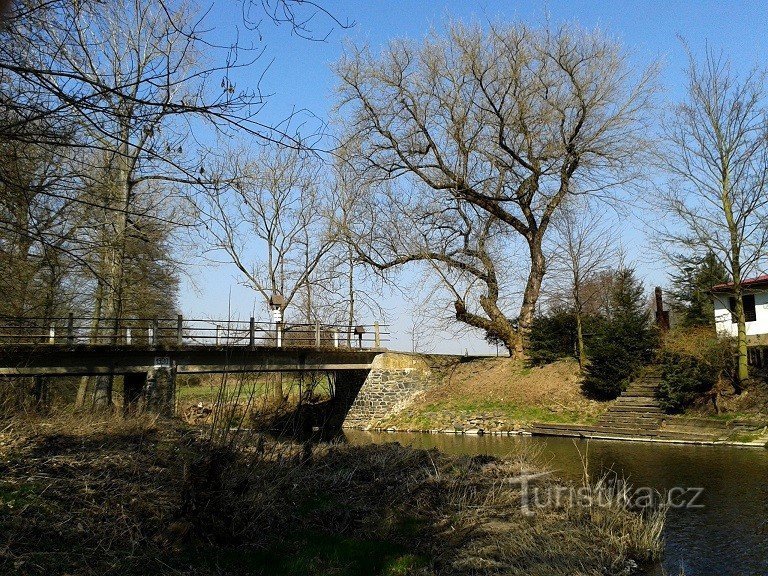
[93,375,113,409]
[733,284,748,390]
[347,252,354,347]
[722,168,747,388]
[514,242,546,360]
[575,309,587,369]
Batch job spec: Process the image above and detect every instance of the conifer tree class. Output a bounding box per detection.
[669,252,729,328]
[582,269,657,399]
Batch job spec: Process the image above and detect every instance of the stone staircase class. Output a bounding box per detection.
[531,368,722,444]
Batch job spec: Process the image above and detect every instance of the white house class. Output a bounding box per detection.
[713,275,768,361]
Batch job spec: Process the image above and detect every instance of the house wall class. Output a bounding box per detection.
[713,290,768,337]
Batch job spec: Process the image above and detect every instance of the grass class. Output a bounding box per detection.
[0,413,666,576]
[204,532,427,576]
[176,374,333,403]
[383,399,600,431]
[377,357,607,432]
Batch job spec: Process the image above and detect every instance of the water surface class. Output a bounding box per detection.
[345,431,768,576]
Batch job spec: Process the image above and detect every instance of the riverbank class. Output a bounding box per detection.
[360,357,768,448]
[376,357,607,433]
[0,414,665,576]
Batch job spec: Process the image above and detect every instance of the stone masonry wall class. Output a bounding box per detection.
[342,353,432,429]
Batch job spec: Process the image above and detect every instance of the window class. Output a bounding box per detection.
[728,294,757,323]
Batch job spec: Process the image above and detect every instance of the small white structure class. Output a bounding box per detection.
[713,275,768,346]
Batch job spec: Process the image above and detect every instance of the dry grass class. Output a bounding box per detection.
[384,357,609,431]
[0,414,665,575]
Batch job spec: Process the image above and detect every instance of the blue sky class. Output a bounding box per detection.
[181,1,768,353]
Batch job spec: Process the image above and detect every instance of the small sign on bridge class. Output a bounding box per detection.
[153,356,171,368]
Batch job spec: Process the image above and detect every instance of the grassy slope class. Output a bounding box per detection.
[380,357,609,432]
[0,415,664,576]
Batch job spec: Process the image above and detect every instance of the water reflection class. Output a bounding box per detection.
[345,431,768,576]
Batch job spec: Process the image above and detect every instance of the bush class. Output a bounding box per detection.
[655,327,734,412]
[528,311,577,366]
[582,269,658,400]
[657,353,717,412]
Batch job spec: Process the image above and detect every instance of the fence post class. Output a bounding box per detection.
[249,317,255,349]
[126,327,132,345]
[48,325,55,344]
[215,324,220,346]
[276,322,283,348]
[67,313,74,345]
[333,329,339,348]
[374,322,381,348]
[176,314,183,346]
[315,320,320,348]
[151,318,158,346]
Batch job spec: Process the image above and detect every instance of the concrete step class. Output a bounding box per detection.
[609,405,664,412]
[598,418,661,428]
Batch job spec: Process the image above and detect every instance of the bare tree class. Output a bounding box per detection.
[546,200,617,368]
[202,145,337,321]
[659,49,768,386]
[343,178,520,353]
[336,21,655,358]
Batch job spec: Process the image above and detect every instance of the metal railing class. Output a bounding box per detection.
[0,314,389,349]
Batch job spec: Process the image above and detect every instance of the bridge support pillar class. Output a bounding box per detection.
[342,353,432,430]
[143,367,176,416]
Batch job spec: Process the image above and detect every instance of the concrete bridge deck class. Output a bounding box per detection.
[0,344,382,376]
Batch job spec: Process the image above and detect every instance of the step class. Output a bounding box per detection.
[609,405,664,412]
[592,427,660,436]
[598,419,661,428]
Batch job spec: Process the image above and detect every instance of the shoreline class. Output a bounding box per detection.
[349,425,768,449]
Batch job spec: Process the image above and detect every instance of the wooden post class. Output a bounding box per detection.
[215,324,220,346]
[276,322,283,348]
[48,325,55,344]
[126,327,132,345]
[151,318,158,346]
[333,329,339,348]
[249,317,255,349]
[176,314,183,346]
[66,313,74,345]
[315,320,321,348]
[374,322,381,348]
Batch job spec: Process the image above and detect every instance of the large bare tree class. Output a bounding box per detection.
[336,22,655,358]
[660,49,768,386]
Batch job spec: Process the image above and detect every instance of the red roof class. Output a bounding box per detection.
[712,274,768,292]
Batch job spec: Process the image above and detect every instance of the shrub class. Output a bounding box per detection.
[582,269,658,400]
[657,353,717,412]
[655,327,734,412]
[528,311,577,366]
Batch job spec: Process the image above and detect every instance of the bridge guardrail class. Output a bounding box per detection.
[0,315,389,349]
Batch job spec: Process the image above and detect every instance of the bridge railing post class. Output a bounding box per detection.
[374,322,380,348]
[276,322,282,348]
[315,320,320,348]
[66,313,74,345]
[176,314,183,346]
[150,318,158,346]
[249,317,255,349]
[126,327,132,345]
[333,329,339,348]
[48,324,55,344]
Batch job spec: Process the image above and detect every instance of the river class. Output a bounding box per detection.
[344,431,768,576]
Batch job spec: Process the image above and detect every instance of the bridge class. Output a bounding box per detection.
[0,315,423,430]
[0,315,387,376]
